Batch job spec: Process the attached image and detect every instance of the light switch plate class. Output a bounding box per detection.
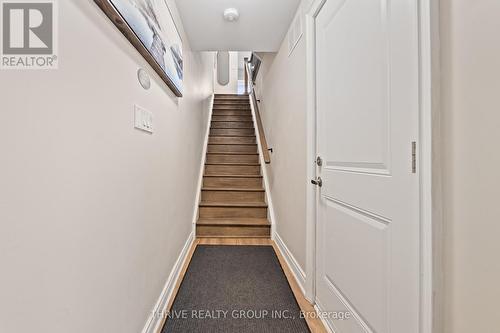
[134,105,153,133]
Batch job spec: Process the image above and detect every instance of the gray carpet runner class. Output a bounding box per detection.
[161,245,310,333]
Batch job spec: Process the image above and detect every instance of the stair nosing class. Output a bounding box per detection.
[205,163,260,166]
[210,118,253,120]
[211,130,255,132]
[206,155,259,158]
[195,235,270,239]
[206,152,259,155]
[211,120,254,123]
[208,139,256,142]
[203,174,263,178]
[197,218,270,226]
[207,151,259,156]
[208,135,256,137]
[208,143,257,146]
[204,174,262,177]
[199,202,268,208]
[211,114,252,116]
[212,118,253,121]
[210,128,254,130]
[213,103,250,105]
[211,128,255,130]
[202,187,264,192]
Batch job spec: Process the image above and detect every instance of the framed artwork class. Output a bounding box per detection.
[95,0,184,97]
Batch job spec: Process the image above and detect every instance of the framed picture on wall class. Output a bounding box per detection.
[94,0,184,97]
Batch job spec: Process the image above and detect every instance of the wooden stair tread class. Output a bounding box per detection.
[198,94,269,238]
[214,98,249,100]
[198,235,269,238]
[213,104,250,107]
[203,174,263,178]
[199,202,268,208]
[197,218,270,226]
[208,143,257,146]
[212,107,251,109]
[208,136,256,140]
[210,127,254,130]
[215,97,249,99]
[207,151,259,156]
[202,187,264,192]
[205,162,260,166]
[207,152,259,155]
[212,112,251,114]
[211,120,253,122]
[209,135,255,137]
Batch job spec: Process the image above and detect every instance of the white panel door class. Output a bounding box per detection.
[314,0,420,332]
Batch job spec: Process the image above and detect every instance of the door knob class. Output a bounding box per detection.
[311,177,323,187]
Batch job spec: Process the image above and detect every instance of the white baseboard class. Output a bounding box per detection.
[274,232,307,295]
[141,231,195,333]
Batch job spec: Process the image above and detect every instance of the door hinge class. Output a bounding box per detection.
[412,141,417,173]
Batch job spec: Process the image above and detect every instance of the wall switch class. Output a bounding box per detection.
[134,105,153,133]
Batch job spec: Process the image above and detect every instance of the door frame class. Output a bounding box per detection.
[303,0,442,332]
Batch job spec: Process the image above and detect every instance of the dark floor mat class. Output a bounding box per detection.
[161,245,310,333]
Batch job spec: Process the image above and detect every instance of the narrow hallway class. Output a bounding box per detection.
[159,94,324,331]
[2,1,498,332]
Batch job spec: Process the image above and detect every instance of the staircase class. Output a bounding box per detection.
[197,94,271,238]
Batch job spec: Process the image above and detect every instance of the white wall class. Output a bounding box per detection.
[253,2,310,273]
[440,1,500,332]
[0,1,214,333]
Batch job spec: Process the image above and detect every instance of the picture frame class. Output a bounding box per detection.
[94,0,183,97]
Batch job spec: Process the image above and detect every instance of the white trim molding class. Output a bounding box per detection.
[418,0,442,332]
[191,94,215,236]
[141,231,195,333]
[274,232,307,294]
[304,0,327,304]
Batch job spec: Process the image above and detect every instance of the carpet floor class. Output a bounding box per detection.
[161,245,310,333]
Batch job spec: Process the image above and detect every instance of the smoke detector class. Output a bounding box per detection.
[223,8,239,22]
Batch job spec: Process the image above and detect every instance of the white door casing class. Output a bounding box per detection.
[314,0,420,332]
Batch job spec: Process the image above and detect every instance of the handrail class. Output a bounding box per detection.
[245,60,271,164]
[249,53,262,83]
